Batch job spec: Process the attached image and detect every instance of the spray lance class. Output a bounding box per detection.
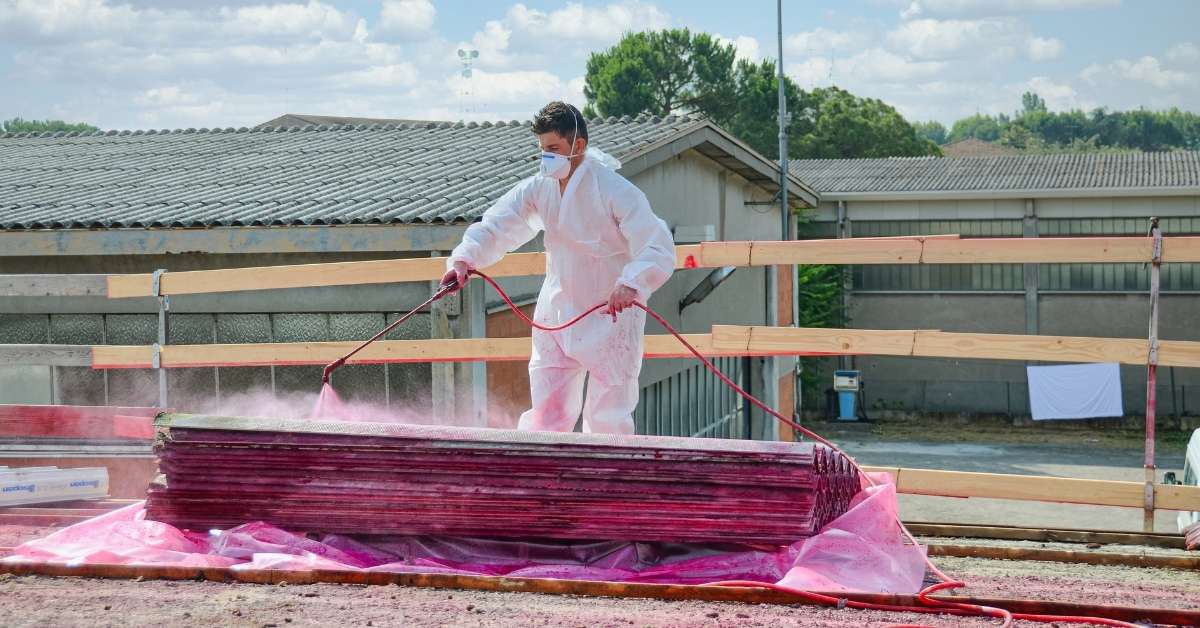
[321,277,462,386]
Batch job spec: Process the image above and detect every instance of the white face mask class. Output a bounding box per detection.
[539,107,580,180]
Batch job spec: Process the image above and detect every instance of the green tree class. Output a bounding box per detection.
[1,117,99,134]
[948,94,1200,153]
[585,33,938,159]
[723,59,802,159]
[791,87,941,158]
[720,60,939,159]
[582,29,737,121]
[794,262,845,401]
[947,113,1006,142]
[1021,91,1047,115]
[913,120,947,145]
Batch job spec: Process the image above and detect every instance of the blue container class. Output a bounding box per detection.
[838,390,857,421]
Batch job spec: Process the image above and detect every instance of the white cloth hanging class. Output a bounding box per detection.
[1026,362,1123,421]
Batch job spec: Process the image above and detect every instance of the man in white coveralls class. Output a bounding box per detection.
[441,101,675,435]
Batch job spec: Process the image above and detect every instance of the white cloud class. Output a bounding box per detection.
[885,17,1065,66]
[447,69,572,107]
[376,0,437,40]
[1021,76,1086,110]
[460,1,671,71]
[1026,36,1063,61]
[0,0,139,43]
[715,34,761,62]
[218,1,358,41]
[787,56,834,87]
[841,47,948,82]
[1167,42,1200,63]
[784,28,867,56]
[1082,55,1190,89]
[134,85,199,108]
[900,0,1120,19]
[504,1,669,43]
[334,63,421,89]
[886,17,1061,62]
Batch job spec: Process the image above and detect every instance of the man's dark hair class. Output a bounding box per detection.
[532,101,587,141]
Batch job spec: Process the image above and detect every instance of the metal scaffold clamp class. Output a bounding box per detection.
[152,268,170,407]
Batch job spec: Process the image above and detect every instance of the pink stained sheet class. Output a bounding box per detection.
[3,474,927,594]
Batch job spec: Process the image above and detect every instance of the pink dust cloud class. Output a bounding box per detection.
[183,385,523,429]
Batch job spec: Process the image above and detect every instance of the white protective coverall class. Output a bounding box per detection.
[448,149,675,434]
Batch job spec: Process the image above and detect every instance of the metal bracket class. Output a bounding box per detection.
[1147,220,1161,367]
[1150,218,1163,264]
[153,268,170,408]
[150,268,166,297]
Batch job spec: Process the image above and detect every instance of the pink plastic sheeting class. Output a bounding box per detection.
[3,475,927,594]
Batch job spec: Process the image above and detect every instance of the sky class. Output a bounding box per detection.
[2,0,1197,131]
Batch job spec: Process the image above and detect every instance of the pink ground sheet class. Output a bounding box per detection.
[3,475,926,594]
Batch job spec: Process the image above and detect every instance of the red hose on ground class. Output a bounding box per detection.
[463,271,1141,628]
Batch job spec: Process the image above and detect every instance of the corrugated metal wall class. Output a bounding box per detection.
[807,217,1200,292]
[634,356,751,438]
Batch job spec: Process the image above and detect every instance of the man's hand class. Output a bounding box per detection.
[605,284,639,321]
[441,260,470,291]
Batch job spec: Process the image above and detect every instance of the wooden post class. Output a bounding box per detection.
[1144,218,1162,532]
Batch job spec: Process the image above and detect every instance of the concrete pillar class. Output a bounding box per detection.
[430,252,458,422]
[837,201,852,371]
[454,277,488,427]
[430,251,488,427]
[1023,199,1039,336]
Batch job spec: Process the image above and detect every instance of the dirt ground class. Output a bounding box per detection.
[0,549,1197,628]
[3,424,1197,626]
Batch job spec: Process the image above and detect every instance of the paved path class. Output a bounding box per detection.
[836,434,1188,532]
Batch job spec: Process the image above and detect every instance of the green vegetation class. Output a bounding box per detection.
[943,92,1200,152]
[584,28,940,160]
[1,117,99,134]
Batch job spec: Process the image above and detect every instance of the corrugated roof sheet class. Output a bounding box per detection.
[0,116,705,230]
[790,151,1200,195]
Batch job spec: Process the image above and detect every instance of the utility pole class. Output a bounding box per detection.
[777,0,801,423]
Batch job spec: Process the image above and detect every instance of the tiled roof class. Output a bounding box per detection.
[790,151,1200,198]
[0,116,708,230]
[257,114,432,129]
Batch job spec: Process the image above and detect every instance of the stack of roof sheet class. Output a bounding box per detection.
[146,414,860,545]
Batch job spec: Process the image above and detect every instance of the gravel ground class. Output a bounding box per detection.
[0,552,1197,628]
[2,526,1199,626]
[0,574,1002,628]
[0,524,60,549]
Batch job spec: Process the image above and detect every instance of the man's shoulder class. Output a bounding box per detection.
[591,164,640,195]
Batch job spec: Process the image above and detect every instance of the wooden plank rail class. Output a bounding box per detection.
[0,344,92,367]
[712,325,1200,368]
[7,325,1200,369]
[862,466,1200,511]
[91,235,1200,298]
[86,333,737,369]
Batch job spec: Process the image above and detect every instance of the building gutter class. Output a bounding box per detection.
[813,186,1200,202]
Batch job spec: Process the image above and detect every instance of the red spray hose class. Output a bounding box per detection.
[326,270,1140,627]
[466,270,1140,628]
[321,281,459,385]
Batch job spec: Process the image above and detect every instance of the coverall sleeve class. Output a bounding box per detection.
[611,183,676,300]
[448,179,542,270]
